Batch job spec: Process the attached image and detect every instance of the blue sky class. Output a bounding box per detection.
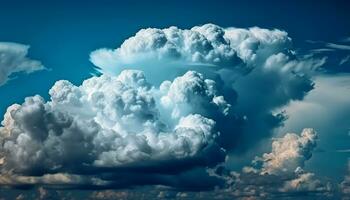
[0,0,349,199]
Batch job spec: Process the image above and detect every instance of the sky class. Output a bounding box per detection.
[0,0,349,199]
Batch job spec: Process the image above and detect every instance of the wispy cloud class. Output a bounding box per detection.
[325,43,350,51]
[341,37,350,43]
[307,39,350,51]
[340,55,350,65]
[309,48,335,54]
[336,149,350,153]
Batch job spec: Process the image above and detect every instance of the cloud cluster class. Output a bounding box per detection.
[208,129,333,199]
[0,24,328,191]
[0,70,228,187]
[0,42,44,86]
[83,129,332,199]
[91,24,324,152]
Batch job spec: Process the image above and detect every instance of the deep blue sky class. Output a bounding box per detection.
[0,1,350,199]
[0,0,349,115]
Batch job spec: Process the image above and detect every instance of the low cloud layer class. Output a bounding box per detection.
[4,129,334,199]
[0,42,44,86]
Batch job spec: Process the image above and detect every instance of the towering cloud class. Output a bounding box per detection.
[0,42,44,86]
[90,24,324,151]
[257,128,317,175]
[0,24,327,191]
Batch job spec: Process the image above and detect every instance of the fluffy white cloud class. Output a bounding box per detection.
[90,24,325,153]
[257,128,317,175]
[0,70,228,186]
[0,42,44,86]
[90,24,302,81]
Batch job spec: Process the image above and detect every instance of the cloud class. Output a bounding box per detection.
[306,38,350,73]
[340,55,350,65]
[276,74,350,183]
[82,129,333,199]
[307,39,350,51]
[0,70,227,188]
[255,128,317,175]
[0,42,44,86]
[341,37,350,43]
[0,130,340,200]
[90,24,295,82]
[91,24,323,152]
[341,160,350,199]
[0,24,326,190]
[208,129,334,199]
[326,43,350,51]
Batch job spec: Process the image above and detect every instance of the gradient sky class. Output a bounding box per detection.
[0,0,349,199]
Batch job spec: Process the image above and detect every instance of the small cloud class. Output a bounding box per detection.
[309,48,336,54]
[306,40,323,44]
[0,42,45,86]
[340,55,350,65]
[336,149,350,153]
[325,43,350,51]
[341,37,350,43]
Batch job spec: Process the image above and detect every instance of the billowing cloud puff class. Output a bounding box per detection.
[0,70,228,187]
[0,42,44,86]
[90,24,324,152]
[257,128,317,175]
[90,24,294,79]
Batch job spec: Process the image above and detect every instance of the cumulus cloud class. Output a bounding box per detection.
[0,42,44,86]
[208,129,334,199]
[0,70,227,188]
[242,128,318,177]
[256,128,317,175]
[91,24,324,152]
[276,74,350,184]
[90,24,321,82]
[0,24,327,191]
